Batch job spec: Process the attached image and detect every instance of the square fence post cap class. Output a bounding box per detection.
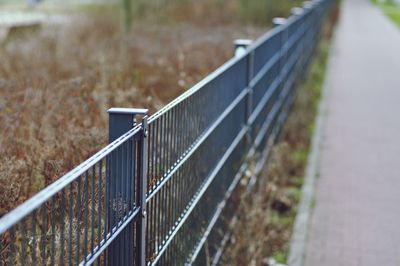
[303,1,314,8]
[234,39,253,47]
[291,7,304,15]
[272,17,287,26]
[107,107,148,115]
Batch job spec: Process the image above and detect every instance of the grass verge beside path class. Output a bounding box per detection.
[221,6,339,265]
[386,10,400,26]
[371,0,400,27]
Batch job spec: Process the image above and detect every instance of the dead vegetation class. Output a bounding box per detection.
[0,1,267,215]
[0,0,309,215]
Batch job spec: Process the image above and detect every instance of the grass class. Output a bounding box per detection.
[371,0,400,27]
[221,3,339,264]
[386,10,400,26]
[272,250,287,264]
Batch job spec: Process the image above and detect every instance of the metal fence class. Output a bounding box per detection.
[0,0,331,265]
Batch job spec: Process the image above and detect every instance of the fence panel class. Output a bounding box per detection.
[0,0,332,265]
[0,126,145,265]
[145,54,249,265]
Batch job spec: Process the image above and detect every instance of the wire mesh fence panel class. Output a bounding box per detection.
[0,126,144,265]
[0,1,332,265]
[145,56,249,265]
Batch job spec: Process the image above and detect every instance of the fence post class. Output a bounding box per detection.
[108,108,148,142]
[284,7,305,119]
[272,17,287,27]
[107,107,148,266]
[272,17,287,140]
[272,17,287,77]
[233,39,252,58]
[291,7,305,79]
[233,39,253,147]
[291,7,304,16]
[302,1,315,73]
[137,115,148,266]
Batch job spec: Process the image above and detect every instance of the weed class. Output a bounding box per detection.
[272,250,287,264]
[291,149,309,166]
[286,187,302,203]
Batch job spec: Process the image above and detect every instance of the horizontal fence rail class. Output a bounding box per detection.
[0,0,332,265]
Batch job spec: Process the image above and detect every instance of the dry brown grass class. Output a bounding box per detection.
[0,2,267,215]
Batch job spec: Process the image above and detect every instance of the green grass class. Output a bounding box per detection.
[291,148,309,165]
[371,0,400,27]
[386,10,400,26]
[272,250,287,264]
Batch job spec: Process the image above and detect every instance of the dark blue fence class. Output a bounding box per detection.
[0,0,331,265]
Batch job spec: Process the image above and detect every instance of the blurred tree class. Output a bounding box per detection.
[122,0,133,32]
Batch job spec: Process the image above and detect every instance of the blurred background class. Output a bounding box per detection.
[0,0,303,215]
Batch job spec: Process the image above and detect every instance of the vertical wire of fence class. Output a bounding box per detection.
[0,0,332,265]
